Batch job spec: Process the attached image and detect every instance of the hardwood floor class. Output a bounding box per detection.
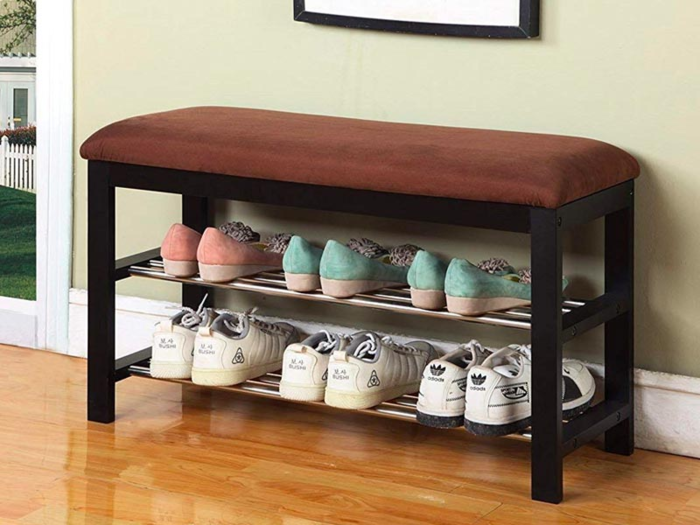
[1,345,699,524]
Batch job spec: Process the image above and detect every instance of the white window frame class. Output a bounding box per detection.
[34,0,73,353]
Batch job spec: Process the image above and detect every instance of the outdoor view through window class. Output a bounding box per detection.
[0,0,36,300]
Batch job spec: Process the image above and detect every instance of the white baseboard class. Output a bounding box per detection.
[0,296,37,348]
[69,289,175,360]
[68,289,700,459]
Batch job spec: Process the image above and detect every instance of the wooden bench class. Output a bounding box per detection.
[81,107,638,504]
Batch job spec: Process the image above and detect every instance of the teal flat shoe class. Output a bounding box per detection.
[320,240,411,298]
[445,258,568,316]
[283,235,324,292]
[407,250,449,310]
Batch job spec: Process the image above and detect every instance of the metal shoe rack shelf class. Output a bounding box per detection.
[88,161,634,504]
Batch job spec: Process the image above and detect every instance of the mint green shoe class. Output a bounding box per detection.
[407,250,449,310]
[445,258,568,316]
[320,239,415,298]
[283,236,324,292]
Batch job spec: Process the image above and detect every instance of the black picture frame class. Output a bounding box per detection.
[294,0,540,39]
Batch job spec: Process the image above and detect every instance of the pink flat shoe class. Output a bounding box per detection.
[160,223,202,277]
[197,227,285,283]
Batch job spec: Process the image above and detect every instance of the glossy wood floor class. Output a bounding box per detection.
[2,345,699,524]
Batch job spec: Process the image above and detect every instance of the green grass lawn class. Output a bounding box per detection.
[0,185,36,300]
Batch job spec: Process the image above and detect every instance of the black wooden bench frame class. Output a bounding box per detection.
[87,159,634,504]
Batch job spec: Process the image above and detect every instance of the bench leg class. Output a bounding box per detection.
[182,195,211,308]
[87,162,116,423]
[530,208,564,503]
[604,202,635,455]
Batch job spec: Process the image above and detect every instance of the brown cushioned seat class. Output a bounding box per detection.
[80,107,639,209]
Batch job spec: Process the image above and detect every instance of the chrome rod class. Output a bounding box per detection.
[127,363,531,440]
[128,364,420,422]
[129,261,584,332]
[131,269,532,331]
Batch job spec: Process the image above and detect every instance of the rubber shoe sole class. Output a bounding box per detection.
[410,288,446,310]
[321,277,406,298]
[163,259,198,278]
[192,361,282,386]
[150,361,192,379]
[464,399,593,437]
[279,382,326,402]
[198,263,281,283]
[446,295,531,316]
[416,410,464,429]
[325,381,420,410]
[285,273,321,292]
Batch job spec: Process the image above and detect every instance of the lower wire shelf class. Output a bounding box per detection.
[128,359,534,441]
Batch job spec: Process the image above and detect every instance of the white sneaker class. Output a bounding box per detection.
[192,310,298,386]
[416,340,490,428]
[325,332,437,410]
[464,345,596,436]
[279,330,350,402]
[150,300,214,379]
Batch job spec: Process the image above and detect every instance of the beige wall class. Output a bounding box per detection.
[74,1,700,377]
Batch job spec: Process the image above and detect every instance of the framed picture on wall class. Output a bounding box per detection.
[294,0,540,39]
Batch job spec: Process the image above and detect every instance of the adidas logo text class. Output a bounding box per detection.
[430,364,446,377]
[471,373,487,386]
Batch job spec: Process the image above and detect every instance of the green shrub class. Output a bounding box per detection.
[1,126,36,146]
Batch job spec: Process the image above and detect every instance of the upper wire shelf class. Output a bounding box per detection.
[128,259,584,331]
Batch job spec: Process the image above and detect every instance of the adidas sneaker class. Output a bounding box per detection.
[325,332,437,410]
[416,340,490,428]
[150,298,214,379]
[191,310,298,386]
[279,330,350,402]
[464,345,595,437]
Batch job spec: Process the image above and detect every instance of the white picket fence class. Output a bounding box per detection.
[0,136,36,193]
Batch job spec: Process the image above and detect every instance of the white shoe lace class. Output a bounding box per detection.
[510,344,532,360]
[316,330,339,353]
[164,294,209,328]
[353,334,418,360]
[217,307,286,335]
[457,339,485,366]
[353,334,379,359]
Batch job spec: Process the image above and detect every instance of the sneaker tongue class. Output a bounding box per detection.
[484,346,525,377]
[349,332,380,361]
[493,345,529,377]
[201,307,218,328]
[457,355,472,367]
